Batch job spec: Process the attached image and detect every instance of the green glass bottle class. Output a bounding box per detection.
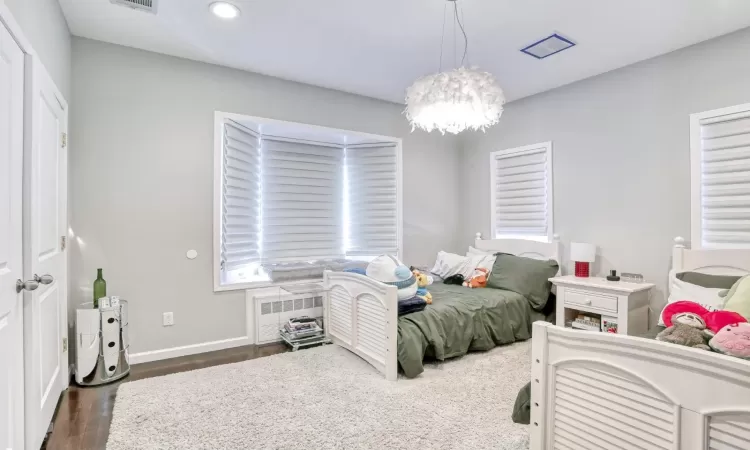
[93,268,106,309]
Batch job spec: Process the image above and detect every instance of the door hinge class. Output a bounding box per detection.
[61,132,67,149]
[61,236,67,251]
[62,337,68,353]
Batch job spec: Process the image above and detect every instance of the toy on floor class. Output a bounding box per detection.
[709,322,750,359]
[463,268,488,289]
[366,255,418,301]
[656,312,711,350]
[412,270,433,304]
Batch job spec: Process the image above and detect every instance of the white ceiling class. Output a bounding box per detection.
[59,0,750,104]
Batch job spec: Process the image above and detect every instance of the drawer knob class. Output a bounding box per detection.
[581,298,592,305]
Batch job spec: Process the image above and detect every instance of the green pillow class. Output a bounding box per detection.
[723,275,750,320]
[486,253,559,310]
[676,271,741,289]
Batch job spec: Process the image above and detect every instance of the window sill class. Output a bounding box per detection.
[214,277,325,293]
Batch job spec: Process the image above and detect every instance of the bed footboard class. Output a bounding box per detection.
[323,271,399,381]
[531,322,750,450]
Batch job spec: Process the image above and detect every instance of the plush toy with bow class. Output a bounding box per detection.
[462,268,489,289]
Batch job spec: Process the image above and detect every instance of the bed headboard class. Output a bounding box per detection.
[672,236,750,276]
[474,232,562,264]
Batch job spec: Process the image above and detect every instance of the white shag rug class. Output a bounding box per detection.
[108,342,531,450]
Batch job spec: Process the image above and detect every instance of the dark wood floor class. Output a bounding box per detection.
[43,343,287,450]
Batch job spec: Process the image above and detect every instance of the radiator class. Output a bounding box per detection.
[254,290,324,344]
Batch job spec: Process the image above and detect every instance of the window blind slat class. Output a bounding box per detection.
[492,144,552,239]
[699,108,750,248]
[262,141,344,264]
[346,146,398,256]
[221,122,261,270]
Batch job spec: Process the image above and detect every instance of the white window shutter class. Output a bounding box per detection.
[221,121,261,270]
[490,142,553,241]
[346,144,399,256]
[691,104,750,248]
[261,140,344,263]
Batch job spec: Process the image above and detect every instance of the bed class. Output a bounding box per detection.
[323,233,561,381]
[530,237,750,450]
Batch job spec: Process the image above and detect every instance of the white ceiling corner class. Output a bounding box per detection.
[58,0,750,104]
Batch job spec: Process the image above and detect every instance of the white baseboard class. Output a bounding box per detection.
[129,336,253,365]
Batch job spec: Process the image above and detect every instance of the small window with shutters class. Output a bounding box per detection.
[690,103,750,249]
[214,113,402,290]
[490,142,553,242]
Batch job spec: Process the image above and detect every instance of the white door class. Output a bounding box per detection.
[0,19,26,450]
[23,57,68,450]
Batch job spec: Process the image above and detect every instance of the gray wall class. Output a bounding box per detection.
[4,0,71,99]
[69,38,461,354]
[459,27,750,323]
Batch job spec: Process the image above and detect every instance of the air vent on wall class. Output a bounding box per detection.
[521,33,575,59]
[110,0,158,14]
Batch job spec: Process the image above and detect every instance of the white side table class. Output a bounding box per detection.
[550,275,654,335]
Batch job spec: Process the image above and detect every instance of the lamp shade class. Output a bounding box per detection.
[570,242,596,262]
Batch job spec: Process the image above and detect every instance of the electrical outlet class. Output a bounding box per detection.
[163,312,174,326]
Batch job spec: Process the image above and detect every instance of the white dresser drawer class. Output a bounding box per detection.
[564,289,618,313]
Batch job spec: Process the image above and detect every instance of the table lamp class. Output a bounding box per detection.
[570,242,596,278]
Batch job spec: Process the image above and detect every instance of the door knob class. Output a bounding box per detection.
[16,279,40,293]
[34,274,54,285]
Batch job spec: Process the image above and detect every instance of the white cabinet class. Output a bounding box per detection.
[551,275,654,335]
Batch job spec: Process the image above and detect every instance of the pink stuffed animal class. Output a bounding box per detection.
[709,323,750,359]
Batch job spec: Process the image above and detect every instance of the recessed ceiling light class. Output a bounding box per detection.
[210,2,240,19]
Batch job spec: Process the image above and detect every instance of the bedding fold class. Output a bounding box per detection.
[397,284,543,378]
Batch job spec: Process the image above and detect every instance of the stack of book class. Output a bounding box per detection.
[281,317,323,340]
[571,314,601,331]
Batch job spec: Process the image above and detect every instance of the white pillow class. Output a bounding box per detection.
[466,246,496,274]
[657,270,725,326]
[430,251,467,279]
[454,254,493,279]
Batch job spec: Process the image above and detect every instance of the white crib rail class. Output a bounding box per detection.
[324,271,399,381]
[531,321,750,450]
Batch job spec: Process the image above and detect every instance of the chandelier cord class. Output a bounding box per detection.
[453,4,457,68]
[461,3,470,66]
[439,2,446,72]
[453,0,469,67]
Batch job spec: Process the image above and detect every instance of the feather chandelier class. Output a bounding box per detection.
[405,0,505,134]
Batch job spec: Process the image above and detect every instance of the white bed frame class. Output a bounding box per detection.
[323,233,561,381]
[531,237,750,450]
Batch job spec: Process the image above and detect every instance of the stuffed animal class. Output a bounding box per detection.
[661,300,747,336]
[443,274,465,285]
[709,322,750,359]
[462,268,489,289]
[656,312,712,350]
[412,270,433,305]
[366,255,418,301]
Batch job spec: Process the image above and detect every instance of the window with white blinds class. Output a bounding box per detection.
[215,114,402,289]
[490,142,553,242]
[691,104,750,249]
[345,144,399,257]
[261,140,344,263]
[221,122,261,270]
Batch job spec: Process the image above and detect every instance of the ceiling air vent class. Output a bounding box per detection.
[521,33,575,59]
[110,0,158,14]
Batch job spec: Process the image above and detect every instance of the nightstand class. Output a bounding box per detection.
[550,275,654,335]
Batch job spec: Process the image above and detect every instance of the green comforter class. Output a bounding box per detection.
[397,284,544,378]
